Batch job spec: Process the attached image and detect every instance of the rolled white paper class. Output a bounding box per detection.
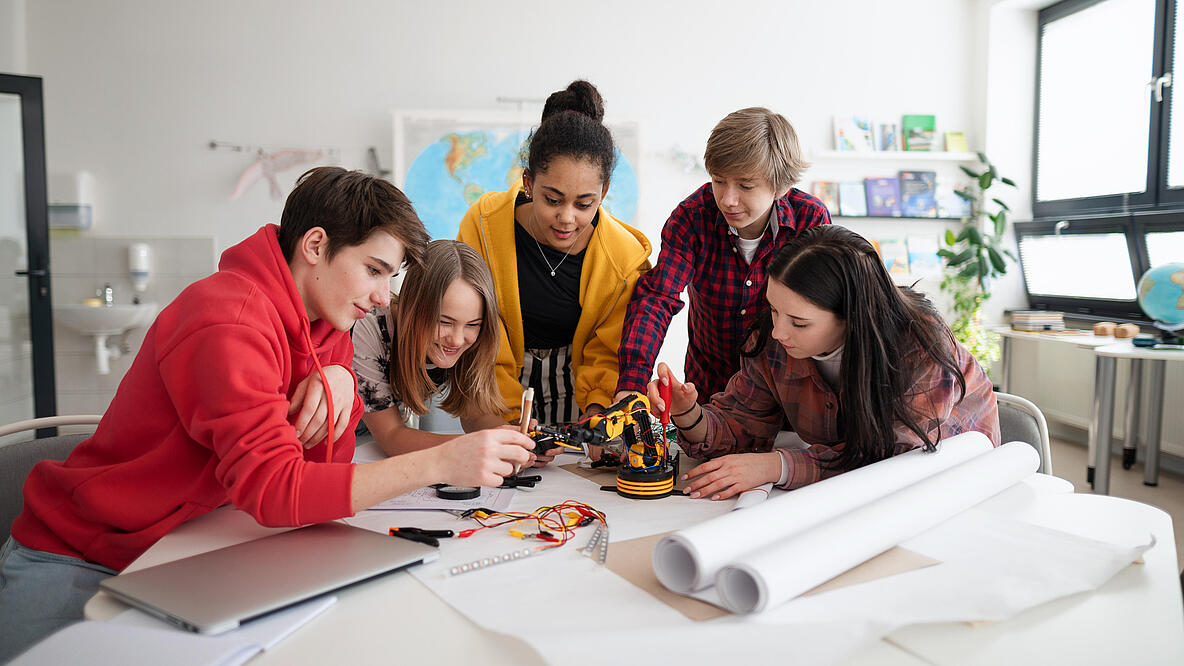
[653,431,994,594]
[715,441,1040,614]
[731,483,774,511]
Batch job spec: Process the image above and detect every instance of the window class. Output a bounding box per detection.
[1023,0,1184,320]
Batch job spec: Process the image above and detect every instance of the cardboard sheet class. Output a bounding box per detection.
[606,532,939,621]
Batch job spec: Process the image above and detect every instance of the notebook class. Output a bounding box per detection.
[100,521,437,635]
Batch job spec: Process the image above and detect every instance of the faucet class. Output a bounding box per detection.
[101,283,114,307]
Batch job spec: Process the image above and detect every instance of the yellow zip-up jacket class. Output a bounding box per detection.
[458,184,652,421]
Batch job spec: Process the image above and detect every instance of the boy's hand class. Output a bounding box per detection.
[682,452,782,500]
[646,362,698,418]
[288,365,355,448]
[434,428,534,487]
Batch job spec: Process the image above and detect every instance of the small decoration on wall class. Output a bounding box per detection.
[229,149,324,201]
[209,141,337,201]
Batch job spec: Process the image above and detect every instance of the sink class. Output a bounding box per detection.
[54,303,157,336]
[53,303,158,374]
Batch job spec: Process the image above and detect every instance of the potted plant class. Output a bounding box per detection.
[937,153,1017,376]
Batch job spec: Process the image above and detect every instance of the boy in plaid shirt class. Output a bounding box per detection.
[615,108,830,404]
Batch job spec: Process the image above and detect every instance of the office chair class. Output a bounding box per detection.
[995,392,1052,475]
[0,415,102,540]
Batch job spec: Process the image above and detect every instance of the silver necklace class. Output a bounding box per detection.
[528,211,589,277]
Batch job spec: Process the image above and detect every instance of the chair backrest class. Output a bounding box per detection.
[995,392,1053,475]
[0,416,101,541]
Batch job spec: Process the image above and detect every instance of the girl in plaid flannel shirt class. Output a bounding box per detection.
[648,225,999,499]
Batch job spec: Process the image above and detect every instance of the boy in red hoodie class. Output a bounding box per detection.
[0,167,534,659]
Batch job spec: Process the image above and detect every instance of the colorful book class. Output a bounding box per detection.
[902,114,937,151]
[878,239,910,276]
[833,115,874,151]
[899,170,938,218]
[944,130,969,153]
[906,235,942,276]
[811,181,840,215]
[838,181,867,217]
[935,180,971,219]
[864,177,902,217]
[874,121,900,151]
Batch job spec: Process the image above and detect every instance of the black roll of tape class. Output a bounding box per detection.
[435,485,480,501]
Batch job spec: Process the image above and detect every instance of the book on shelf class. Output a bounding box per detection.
[944,130,969,153]
[902,114,937,151]
[833,115,875,151]
[864,177,902,217]
[878,239,910,276]
[1011,311,1066,332]
[838,181,867,217]
[906,235,942,276]
[874,120,900,151]
[899,170,938,218]
[811,181,840,215]
[935,180,971,219]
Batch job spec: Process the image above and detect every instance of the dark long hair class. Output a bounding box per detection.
[740,225,966,470]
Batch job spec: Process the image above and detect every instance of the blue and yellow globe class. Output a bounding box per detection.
[1137,262,1184,324]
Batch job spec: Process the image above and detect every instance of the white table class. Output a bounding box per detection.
[995,328,1172,488]
[1089,341,1184,494]
[86,471,1183,665]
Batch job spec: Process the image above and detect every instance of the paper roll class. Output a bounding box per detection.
[714,441,1040,614]
[652,431,994,594]
[730,483,774,511]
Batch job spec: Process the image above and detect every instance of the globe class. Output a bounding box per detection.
[1136,262,1184,325]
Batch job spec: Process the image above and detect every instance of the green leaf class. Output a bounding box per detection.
[937,248,955,259]
[959,166,980,179]
[954,189,975,201]
[977,255,989,278]
[1003,248,1017,261]
[948,249,975,265]
[993,213,1006,238]
[944,229,956,245]
[966,227,983,245]
[978,172,993,190]
[977,152,988,164]
[991,198,1011,211]
[1000,176,1017,187]
[958,262,980,279]
[987,246,1007,273]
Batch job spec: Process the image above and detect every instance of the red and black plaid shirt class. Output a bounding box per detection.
[616,183,831,400]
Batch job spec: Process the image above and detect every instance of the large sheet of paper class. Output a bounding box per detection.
[653,431,993,594]
[714,441,1041,612]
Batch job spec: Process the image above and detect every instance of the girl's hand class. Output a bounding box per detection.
[646,362,698,418]
[681,452,783,501]
[288,365,355,448]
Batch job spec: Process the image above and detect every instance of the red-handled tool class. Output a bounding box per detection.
[659,380,672,426]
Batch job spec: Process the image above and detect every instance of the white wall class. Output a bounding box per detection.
[13,0,986,249]
[10,0,1051,406]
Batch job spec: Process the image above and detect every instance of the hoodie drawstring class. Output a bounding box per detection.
[301,323,336,463]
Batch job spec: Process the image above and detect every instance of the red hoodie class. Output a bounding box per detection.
[12,225,362,571]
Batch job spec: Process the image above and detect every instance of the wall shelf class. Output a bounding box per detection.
[811,150,980,162]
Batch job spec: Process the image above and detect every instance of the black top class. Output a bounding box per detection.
[514,194,598,349]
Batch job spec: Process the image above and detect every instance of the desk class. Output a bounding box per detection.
[1089,341,1184,495]
[86,465,1183,665]
[996,329,1162,488]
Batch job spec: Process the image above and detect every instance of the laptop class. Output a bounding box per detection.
[100,521,438,635]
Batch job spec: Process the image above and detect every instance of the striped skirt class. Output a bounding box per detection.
[522,345,580,425]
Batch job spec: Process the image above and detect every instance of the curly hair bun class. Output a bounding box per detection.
[542,80,605,122]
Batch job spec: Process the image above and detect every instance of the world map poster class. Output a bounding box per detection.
[393,110,640,240]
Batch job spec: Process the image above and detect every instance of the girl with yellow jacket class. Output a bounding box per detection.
[458,80,651,425]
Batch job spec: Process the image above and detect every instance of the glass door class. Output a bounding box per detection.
[0,73,56,439]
